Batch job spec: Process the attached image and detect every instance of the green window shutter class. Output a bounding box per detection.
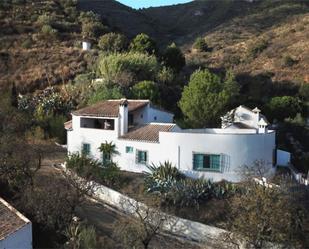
[136,150,147,164]
[126,146,133,153]
[210,155,220,170]
[193,154,204,170]
[82,143,90,155]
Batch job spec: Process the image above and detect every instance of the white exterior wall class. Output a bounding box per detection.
[147,107,174,123]
[68,120,276,182]
[68,114,119,156]
[0,223,32,249]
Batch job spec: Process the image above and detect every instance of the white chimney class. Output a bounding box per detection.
[119,98,128,136]
[258,117,268,134]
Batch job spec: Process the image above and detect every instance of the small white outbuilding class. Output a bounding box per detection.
[0,197,32,249]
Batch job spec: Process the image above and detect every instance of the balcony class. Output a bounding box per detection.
[80,117,115,130]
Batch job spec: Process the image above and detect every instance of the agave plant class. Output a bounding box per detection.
[144,161,184,193]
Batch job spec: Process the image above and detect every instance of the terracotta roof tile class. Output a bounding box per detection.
[72,100,149,117]
[0,198,30,240]
[120,124,175,143]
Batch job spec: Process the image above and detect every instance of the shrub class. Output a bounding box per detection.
[41,25,58,40]
[36,13,56,26]
[131,80,160,103]
[21,38,32,49]
[48,115,67,144]
[98,32,128,53]
[248,38,269,58]
[66,153,101,180]
[162,43,185,72]
[81,21,108,40]
[98,162,121,187]
[129,33,157,54]
[193,37,209,52]
[87,85,123,105]
[97,52,159,84]
[282,55,297,67]
[267,96,302,121]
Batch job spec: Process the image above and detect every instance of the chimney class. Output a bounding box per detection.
[119,98,128,136]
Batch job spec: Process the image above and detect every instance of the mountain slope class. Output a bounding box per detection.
[80,0,309,83]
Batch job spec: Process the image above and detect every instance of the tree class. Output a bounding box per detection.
[131,81,160,104]
[193,37,209,52]
[229,180,309,248]
[162,43,185,72]
[98,32,128,52]
[114,199,167,249]
[129,33,157,54]
[267,96,301,121]
[179,69,239,127]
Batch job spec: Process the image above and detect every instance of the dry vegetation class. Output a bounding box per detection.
[0,0,96,92]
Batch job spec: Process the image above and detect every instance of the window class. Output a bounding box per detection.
[126,146,134,153]
[136,150,148,164]
[82,143,91,155]
[193,153,221,172]
[154,116,157,121]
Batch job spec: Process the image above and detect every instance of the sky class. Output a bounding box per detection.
[117,0,193,9]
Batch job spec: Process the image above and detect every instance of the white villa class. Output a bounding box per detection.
[65,99,282,182]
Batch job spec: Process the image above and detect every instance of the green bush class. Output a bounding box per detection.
[267,96,302,121]
[41,25,58,40]
[87,85,123,105]
[98,32,128,53]
[131,81,160,103]
[81,21,108,40]
[21,38,32,49]
[129,33,157,54]
[162,43,185,72]
[97,52,159,85]
[48,115,67,144]
[66,153,101,180]
[36,13,56,26]
[193,37,209,52]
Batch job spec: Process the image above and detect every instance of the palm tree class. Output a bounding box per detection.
[98,141,119,165]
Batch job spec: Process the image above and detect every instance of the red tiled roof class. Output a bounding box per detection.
[0,198,30,240]
[72,99,149,117]
[120,124,175,143]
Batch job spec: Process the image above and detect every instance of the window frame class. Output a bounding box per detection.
[82,143,91,156]
[136,150,148,165]
[192,153,221,172]
[126,146,134,154]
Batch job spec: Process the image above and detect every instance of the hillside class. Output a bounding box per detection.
[0,0,98,92]
[80,0,309,84]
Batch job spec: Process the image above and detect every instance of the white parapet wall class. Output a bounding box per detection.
[92,180,241,248]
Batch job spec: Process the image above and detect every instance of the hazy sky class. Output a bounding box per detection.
[117,0,192,9]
